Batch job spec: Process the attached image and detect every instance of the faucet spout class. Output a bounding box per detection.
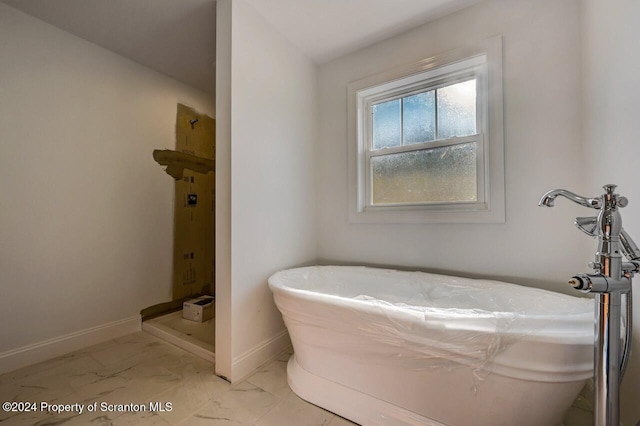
[538,189,602,209]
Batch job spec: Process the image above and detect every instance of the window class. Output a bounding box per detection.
[348,37,504,223]
[369,76,480,206]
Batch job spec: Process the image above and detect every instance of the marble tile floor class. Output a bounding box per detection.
[0,332,353,426]
[0,331,592,425]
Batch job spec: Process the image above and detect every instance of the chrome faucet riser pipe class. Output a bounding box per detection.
[596,251,623,281]
[595,292,621,426]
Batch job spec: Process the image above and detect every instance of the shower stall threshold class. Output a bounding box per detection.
[143,311,215,363]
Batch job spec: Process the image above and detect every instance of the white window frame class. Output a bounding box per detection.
[347,36,504,224]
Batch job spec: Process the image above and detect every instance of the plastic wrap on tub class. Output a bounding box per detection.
[268,266,594,382]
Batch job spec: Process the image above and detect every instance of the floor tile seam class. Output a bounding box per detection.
[244,377,291,402]
[127,379,186,408]
[1,380,84,408]
[0,382,67,402]
[150,375,228,423]
[87,340,161,369]
[83,338,133,364]
[69,375,182,412]
[66,366,139,392]
[250,391,290,425]
[83,356,184,386]
[80,399,175,424]
[7,353,103,391]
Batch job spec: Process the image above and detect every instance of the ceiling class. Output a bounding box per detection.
[245,0,482,64]
[1,0,217,95]
[2,0,480,95]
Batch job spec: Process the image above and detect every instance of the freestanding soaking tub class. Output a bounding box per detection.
[268,266,594,426]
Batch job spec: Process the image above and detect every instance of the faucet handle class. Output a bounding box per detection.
[575,216,598,237]
[617,196,629,208]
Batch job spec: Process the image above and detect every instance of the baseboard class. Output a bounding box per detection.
[231,329,291,382]
[0,315,141,375]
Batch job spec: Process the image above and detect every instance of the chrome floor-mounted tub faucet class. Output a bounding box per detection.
[539,184,637,426]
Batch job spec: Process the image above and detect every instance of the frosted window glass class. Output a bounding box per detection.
[437,80,476,139]
[403,91,435,145]
[372,99,401,149]
[371,143,477,204]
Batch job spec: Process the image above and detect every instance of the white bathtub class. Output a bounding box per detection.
[268,266,594,426]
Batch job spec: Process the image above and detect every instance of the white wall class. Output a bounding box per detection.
[216,0,317,381]
[0,3,213,355]
[215,0,233,381]
[316,0,589,292]
[582,0,640,423]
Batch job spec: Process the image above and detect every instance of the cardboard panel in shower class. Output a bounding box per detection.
[173,103,215,300]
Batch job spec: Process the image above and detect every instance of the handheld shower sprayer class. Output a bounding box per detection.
[539,184,637,426]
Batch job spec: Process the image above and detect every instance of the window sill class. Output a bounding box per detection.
[349,203,504,224]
